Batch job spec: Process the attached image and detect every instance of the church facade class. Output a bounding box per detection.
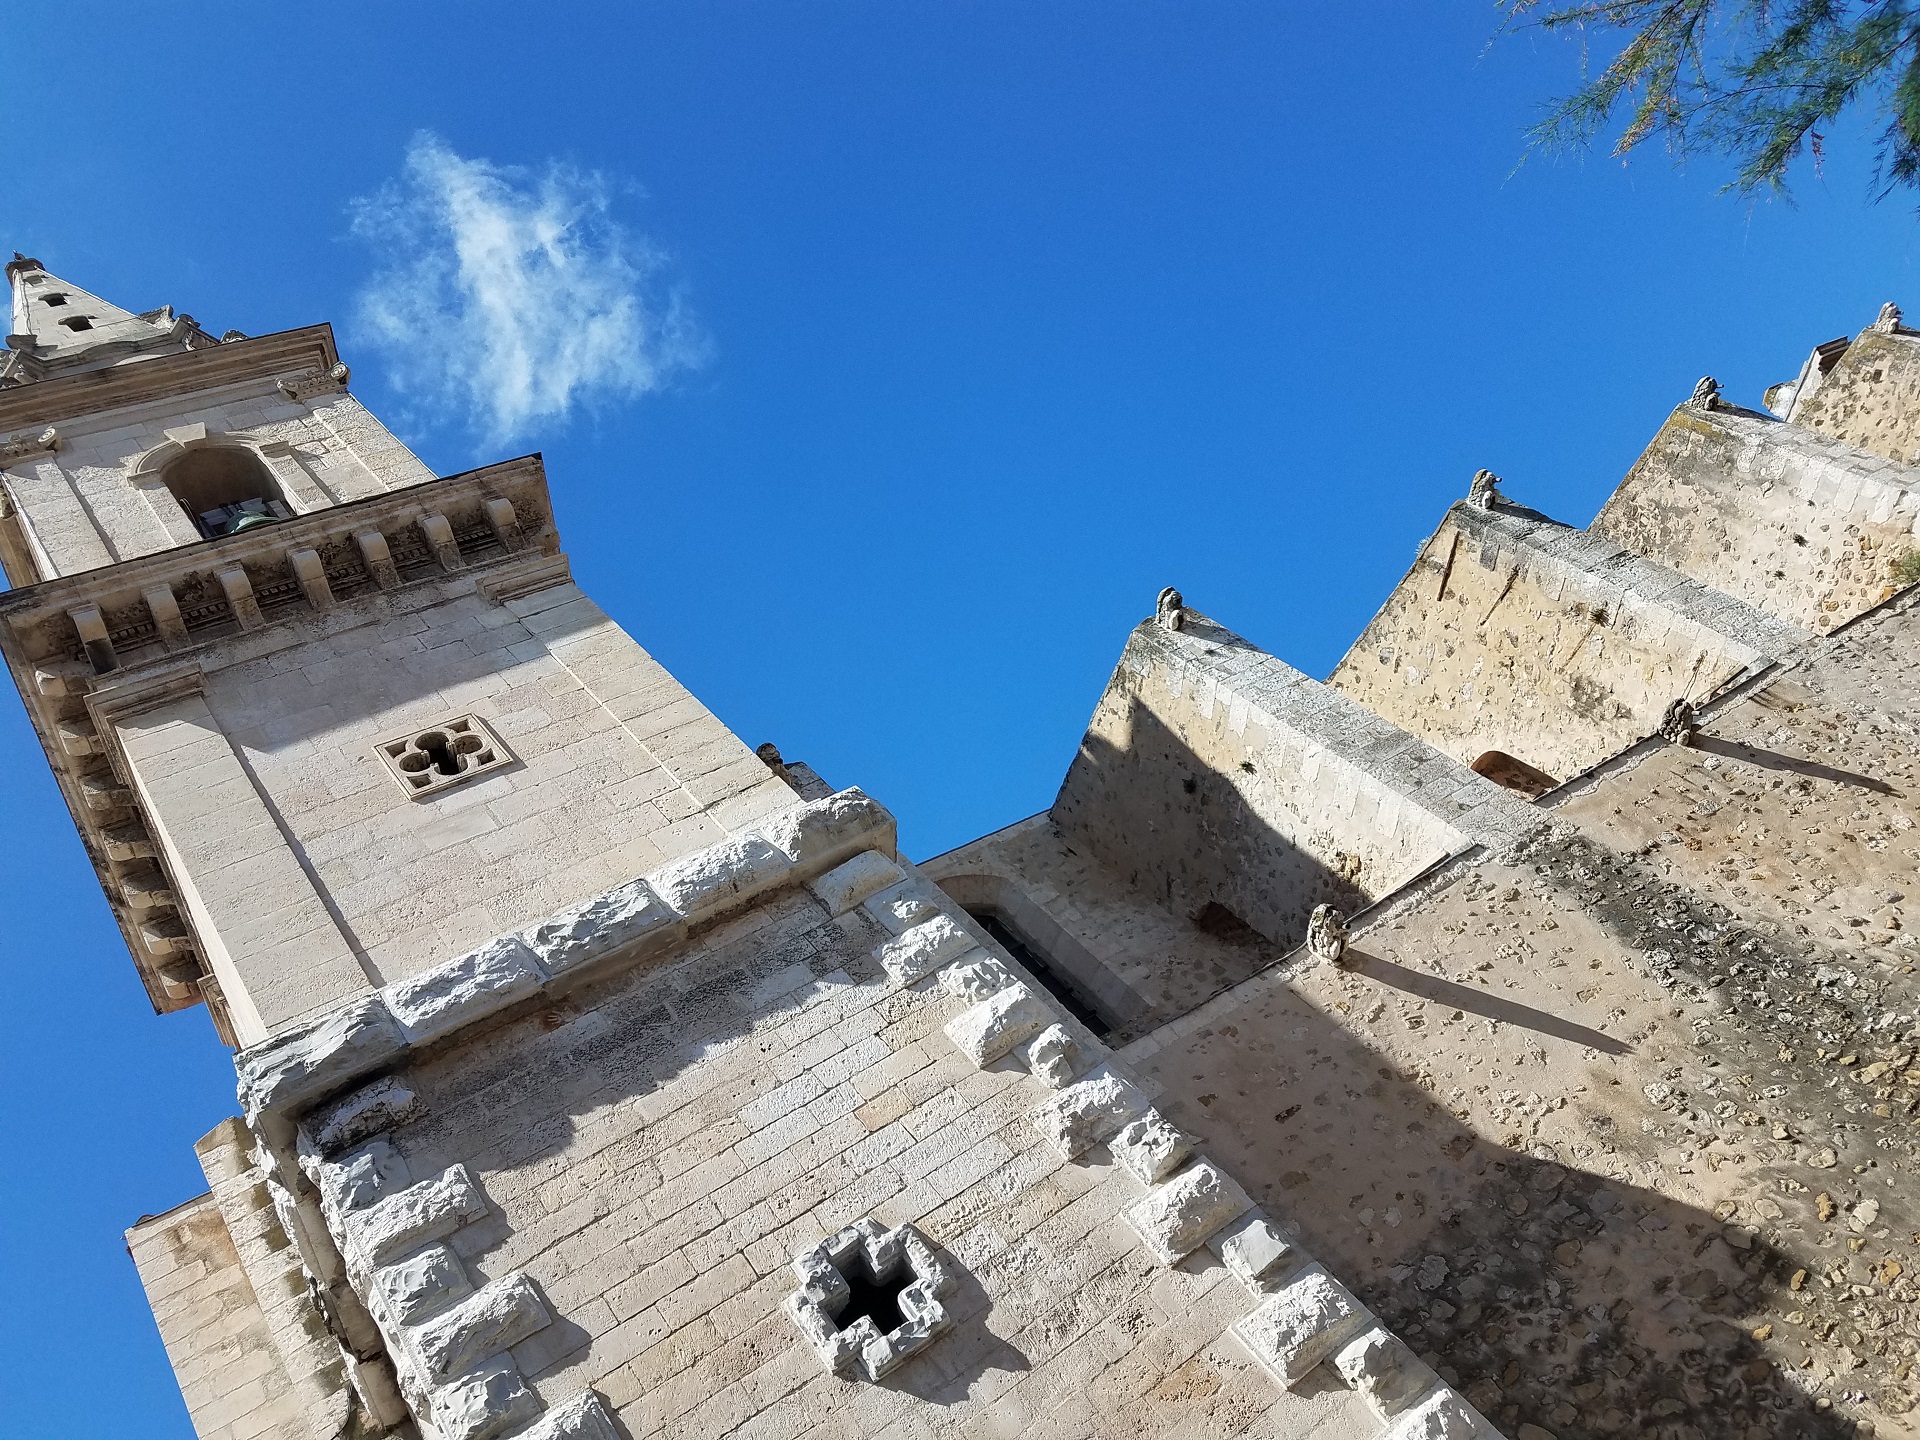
[4,255,1918,1439]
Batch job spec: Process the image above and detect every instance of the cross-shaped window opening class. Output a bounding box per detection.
[833,1255,909,1337]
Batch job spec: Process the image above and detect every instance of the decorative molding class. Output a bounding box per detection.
[0,425,58,467]
[278,363,351,402]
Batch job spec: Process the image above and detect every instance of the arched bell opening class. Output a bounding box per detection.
[160,447,293,539]
[1471,749,1560,800]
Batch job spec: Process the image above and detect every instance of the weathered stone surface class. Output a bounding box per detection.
[1109,1110,1192,1184]
[409,1271,551,1382]
[763,786,895,867]
[1232,1263,1370,1387]
[1126,1157,1252,1262]
[1382,1387,1493,1440]
[876,913,976,984]
[347,1165,487,1267]
[517,1390,622,1440]
[1018,1023,1081,1087]
[944,982,1052,1065]
[235,996,407,1118]
[307,1138,409,1213]
[1334,1326,1435,1419]
[1031,1072,1147,1159]
[522,876,676,974]
[938,952,1015,1003]
[382,935,545,1043]
[809,850,904,916]
[429,1356,540,1440]
[786,1218,955,1381]
[375,1242,472,1324]
[862,877,942,936]
[653,832,791,920]
[305,1077,420,1156]
[1210,1209,1297,1290]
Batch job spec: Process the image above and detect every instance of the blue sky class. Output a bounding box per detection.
[1,4,1916,1434]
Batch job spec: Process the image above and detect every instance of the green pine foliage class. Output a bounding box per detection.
[1503,1,1920,197]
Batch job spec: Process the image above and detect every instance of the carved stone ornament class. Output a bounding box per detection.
[277,363,352,401]
[1156,586,1186,632]
[1465,468,1501,509]
[0,426,59,465]
[1659,698,1698,747]
[1689,376,1722,412]
[1306,903,1349,964]
[1874,301,1904,335]
[784,1218,956,1381]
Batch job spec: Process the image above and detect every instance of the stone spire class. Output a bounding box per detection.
[4,254,212,380]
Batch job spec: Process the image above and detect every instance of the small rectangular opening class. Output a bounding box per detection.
[970,911,1112,1038]
[60,316,92,332]
[42,294,67,308]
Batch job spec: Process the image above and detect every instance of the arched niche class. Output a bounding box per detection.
[131,432,296,541]
[1470,749,1559,800]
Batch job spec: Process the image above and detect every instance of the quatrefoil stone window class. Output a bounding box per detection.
[374,715,512,799]
[784,1219,956,1381]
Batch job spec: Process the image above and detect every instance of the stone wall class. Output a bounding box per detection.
[1591,404,1920,634]
[1793,325,1920,468]
[1052,611,1529,952]
[1329,501,1802,786]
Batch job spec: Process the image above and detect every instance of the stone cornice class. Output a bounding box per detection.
[0,324,341,432]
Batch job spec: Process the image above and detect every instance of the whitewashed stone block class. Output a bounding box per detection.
[764,787,895,867]
[410,1272,552,1382]
[429,1356,540,1440]
[653,832,791,920]
[876,914,975,983]
[1334,1326,1437,1420]
[236,996,406,1117]
[1109,1110,1192,1184]
[1211,1209,1297,1290]
[1126,1158,1252,1262]
[938,952,1015,1002]
[944,982,1052,1065]
[348,1165,487,1267]
[1017,1023,1081,1087]
[375,1242,473,1324]
[1232,1263,1370,1388]
[307,1077,419,1155]
[1383,1387,1495,1440]
[810,851,904,916]
[862,877,942,936]
[1030,1072,1147,1158]
[517,1391,622,1440]
[382,935,545,1043]
[523,875,675,974]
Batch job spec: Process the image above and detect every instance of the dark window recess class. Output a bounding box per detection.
[1470,750,1559,801]
[969,911,1110,1038]
[59,315,92,331]
[832,1259,909,1337]
[42,293,67,307]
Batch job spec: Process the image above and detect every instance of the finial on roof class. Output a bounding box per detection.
[1875,302,1905,335]
[1659,698,1698,746]
[1306,904,1349,964]
[1689,376,1722,412]
[1155,587,1186,632]
[1466,469,1502,509]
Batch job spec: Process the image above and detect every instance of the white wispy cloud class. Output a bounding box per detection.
[350,134,705,443]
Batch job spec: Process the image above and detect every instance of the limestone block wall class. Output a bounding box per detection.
[110,576,793,1040]
[1,374,434,580]
[1791,323,1920,466]
[1591,403,1920,634]
[1052,612,1529,952]
[1328,501,1802,785]
[127,1122,350,1440]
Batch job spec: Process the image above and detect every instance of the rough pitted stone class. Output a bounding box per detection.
[375,1242,473,1324]
[763,786,895,867]
[306,1076,420,1156]
[408,1271,552,1382]
[1383,1387,1494,1440]
[876,913,976,984]
[1109,1110,1192,1184]
[652,832,791,920]
[428,1356,540,1440]
[1031,1072,1147,1158]
[863,877,942,936]
[786,1219,955,1382]
[1334,1326,1436,1419]
[1017,1023,1081,1087]
[347,1165,487,1268]
[307,1138,409,1212]
[517,1390,622,1440]
[235,996,407,1118]
[938,952,1015,1002]
[382,935,545,1043]
[1232,1263,1371,1387]
[522,875,676,974]
[944,982,1052,1065]
[1126,1157,1253,1262]
[809,850,904,916]
[1211,1209,1297,1290]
